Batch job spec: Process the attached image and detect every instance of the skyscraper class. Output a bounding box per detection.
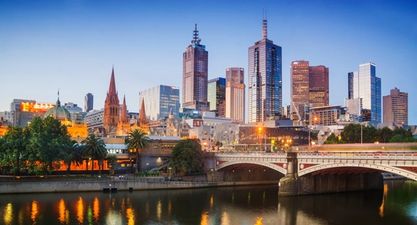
[352,62,381,125]
[139,85,180,121]
[309,65,329,107]
[182,24,209,111]
[208,77,226,117]
[248,18,282,123]
[84,93,94,112]
[383,87,408,127]
[225,67,245,123]
[347,72,354,100]
[291,61,329,124]
[290,60,310,122]
[103,67,120,135]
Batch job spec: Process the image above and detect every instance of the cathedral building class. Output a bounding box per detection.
[103,67,121,135]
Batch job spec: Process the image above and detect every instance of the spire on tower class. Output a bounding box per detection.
[191,23,201,45]
[56,89,61,106]
[108,66,117,95]
[262,17,268,40]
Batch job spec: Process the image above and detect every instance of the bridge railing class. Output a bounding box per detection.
[298,151,417,160]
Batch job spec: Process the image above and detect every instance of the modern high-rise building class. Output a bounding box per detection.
[347,72,354,100]
[182,24,209,111]
[139,85,180,121]
[290,61,329,123]
[84,93,94,112]
[290,61,310,122]
[103,67,120,135]
[248,18,282,123]
[309,65,329,107]
[225,67,245,123]
[383,87,408,127]
[352,62,381,125]
[208,77,226,117]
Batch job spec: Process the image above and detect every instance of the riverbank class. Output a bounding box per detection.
[0,178,277,194]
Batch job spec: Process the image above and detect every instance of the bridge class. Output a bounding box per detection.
[214,143,417,196]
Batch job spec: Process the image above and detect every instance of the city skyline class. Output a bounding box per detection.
[1,0,417,123]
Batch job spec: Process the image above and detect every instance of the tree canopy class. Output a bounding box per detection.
[169,139,204,175]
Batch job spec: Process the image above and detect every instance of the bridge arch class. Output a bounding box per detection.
[216,161,287,175]
[298,163,417,181]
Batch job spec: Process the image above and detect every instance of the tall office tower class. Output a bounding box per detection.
[225,67,245,123]
[182,24,209,111]
[103,67,120,135]
[352,62,381,125]
[248,18,282,123]
[383,87,408,127]
[208,77,226,117]
[291,61,329,124]
[348,72,354,99]
[309,65,329,107]
[290,61,310,122]
[139,85,180,121]
[84,93,94,112]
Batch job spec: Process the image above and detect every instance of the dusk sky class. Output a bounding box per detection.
[1,0,416,123]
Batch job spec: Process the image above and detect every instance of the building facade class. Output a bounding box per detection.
[182,24,209,111]
[84,93,94,112]
[290,61,329,124]
[139,85,180,121]
[225,67,245,123]
[103,68,120,135]
[352,63,381,125]
[248,18,282,123]
[208,77,226,117]
[383,87,408,127]
[310,106,344,126]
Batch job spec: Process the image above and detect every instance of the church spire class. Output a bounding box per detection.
[56,89,61,107]
[108,66,117,95]
[119,95,128,123]
[139,98,148,126]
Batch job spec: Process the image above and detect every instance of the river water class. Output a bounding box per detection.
[0,180,416,225]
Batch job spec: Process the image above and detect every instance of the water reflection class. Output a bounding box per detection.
[3,203,12,225]
[75,197,84,224]
[126,207,135,225]
[93,197,100,221]
[0,181,416,225]
[30,200,39,222]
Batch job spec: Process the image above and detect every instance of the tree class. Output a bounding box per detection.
[106,154,118,175]
[27,117,73,174]
[169,139,204,176]
[82,134,107,175]
[376,127,394,143]
[1,126,30,175]
[324,133,339,144]
[126,129,150,174]
[60,142,84,174]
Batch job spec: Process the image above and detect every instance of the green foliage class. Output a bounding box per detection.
[126,129,150,173]
[325,124,416,144]
[82,134,107,173]
[169,139,204,176]
[0,126,30,175]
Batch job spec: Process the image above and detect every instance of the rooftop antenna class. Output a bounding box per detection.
[262,9,268,39]
[191,23,201,45]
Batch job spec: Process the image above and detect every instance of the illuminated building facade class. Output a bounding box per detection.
[10,99,54,127]
[248,18,282,123]
[225,67,245,123]
[182,24,209,111]
[103,68,120,135]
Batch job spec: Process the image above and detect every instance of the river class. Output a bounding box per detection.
[0,180,416,225]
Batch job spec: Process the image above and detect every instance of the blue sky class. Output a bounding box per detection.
[1,0,416,123]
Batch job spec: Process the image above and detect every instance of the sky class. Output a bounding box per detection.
[0,0,416,124]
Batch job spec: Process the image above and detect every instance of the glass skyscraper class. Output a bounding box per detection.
[248,18,282,123]
[352,63,381,125]
[139,85,180,121]
[208,77,226,117]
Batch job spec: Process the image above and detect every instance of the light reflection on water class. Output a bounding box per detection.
[0,181,416,225]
